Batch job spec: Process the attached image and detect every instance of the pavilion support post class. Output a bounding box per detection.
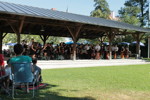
[136,38,140,58]
[132,33,145,58]
[73,41,77,60]
[107,31,115,60]
[40,35,50,45]
[67,24,82,60]
[0,32,8,53]
[7,17,25,44]
[16,32,21,44]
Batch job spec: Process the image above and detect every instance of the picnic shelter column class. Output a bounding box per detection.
[107,31,115,60]
[67,24,82,60]
[132,32,145,58]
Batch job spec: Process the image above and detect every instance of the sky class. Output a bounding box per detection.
[0,0,125,16]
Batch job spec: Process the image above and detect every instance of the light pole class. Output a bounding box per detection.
[66,0,69,12]
[148,0,150,28]
[148,0,150,58]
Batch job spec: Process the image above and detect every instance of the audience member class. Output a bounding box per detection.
[113,45,119,59]
[121,46,125,59]
[0,52,10,94]
[124,45,131,59]
[0,52,5,76]
[32,58,42,83]
[2,40,133,60]
[0,52,5,67]
[9,44,32,93]
[4,59,11,91]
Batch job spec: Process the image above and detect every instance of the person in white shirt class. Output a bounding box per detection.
[94,44,101,52]
[114,45,119,52]
[84,44,90,51]
[4,59,12,91]
[28,38,34,48]
[94,44,101,59]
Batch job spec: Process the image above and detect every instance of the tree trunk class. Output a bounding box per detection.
[140,0,144,27]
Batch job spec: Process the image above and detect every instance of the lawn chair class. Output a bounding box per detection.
[11,62,38,99]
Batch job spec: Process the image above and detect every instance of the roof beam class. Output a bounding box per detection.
[7,16,25,43]
[66,24,83,42]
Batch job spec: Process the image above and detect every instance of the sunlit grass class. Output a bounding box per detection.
[1,64,150,100]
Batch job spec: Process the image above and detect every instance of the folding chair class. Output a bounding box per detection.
[11,62,37,99]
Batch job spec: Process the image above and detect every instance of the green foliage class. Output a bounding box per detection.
[91,0,111,19]
[119,0,149,27]
[88,38,101,44]
[3,33,17,43]
[122,34,135,42]
[119,6,140,25]
[78,38,103,45]
[3,33,65,44]
[114,34,135,44]
[90,0,111,43]
[22,35,43,43]
[125,0,149,26]
[47,36,65,45]
[118,0,149,43]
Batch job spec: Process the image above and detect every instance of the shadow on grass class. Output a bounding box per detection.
[0,83,95,100]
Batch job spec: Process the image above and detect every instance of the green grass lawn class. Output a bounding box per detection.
[1,64,150,100]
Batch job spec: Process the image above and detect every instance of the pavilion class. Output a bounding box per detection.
[0,1,150,60]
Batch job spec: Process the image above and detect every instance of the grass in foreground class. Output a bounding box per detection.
[1,64,150,100]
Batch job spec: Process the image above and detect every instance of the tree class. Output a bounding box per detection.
[119,6,140,25]
[90,0,111,44]
[91,0,111,19]
[118,0,149,44]
[119,0,149,27]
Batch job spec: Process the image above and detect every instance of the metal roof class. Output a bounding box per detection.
[0,1,149,33]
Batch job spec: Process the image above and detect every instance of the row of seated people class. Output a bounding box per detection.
[0,44,42,95]
[21,41,131,60]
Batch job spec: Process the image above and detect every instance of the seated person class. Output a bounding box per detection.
[0,52,5,67]
[9,44,32,93]
[5,59,11,76]
[32,58,42,83]
[9,44,32,64]
[0,53,9,94]
[4,59,12,88]
[0,53,5,76]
